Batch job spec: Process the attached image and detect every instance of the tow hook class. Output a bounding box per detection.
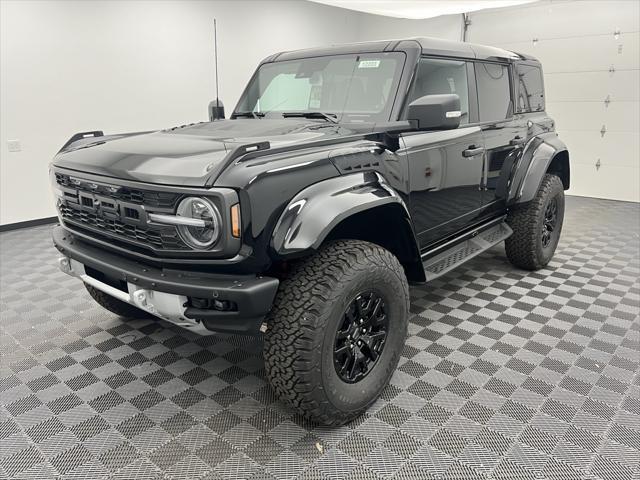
[58,256,73,274]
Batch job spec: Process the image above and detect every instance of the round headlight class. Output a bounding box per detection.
[176,197,221,249]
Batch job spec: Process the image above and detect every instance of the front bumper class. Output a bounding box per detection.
[53,226,279,334]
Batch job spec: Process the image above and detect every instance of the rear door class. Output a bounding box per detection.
[400,57,486,248]
[473,61,528,213]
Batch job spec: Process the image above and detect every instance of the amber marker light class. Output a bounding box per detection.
[231,204,241,238]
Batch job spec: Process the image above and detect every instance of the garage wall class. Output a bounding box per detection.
[465,0,640,202]
[357,12,462,42]
[0,0,367,226]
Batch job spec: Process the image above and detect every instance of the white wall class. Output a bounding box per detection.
[0,0,365,225]
[465,0,640,202]
[357,12,462,42]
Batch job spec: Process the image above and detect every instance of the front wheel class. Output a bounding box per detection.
[264,240,409,426]
[505,174,565,270]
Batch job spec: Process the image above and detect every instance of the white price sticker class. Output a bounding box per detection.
[358,60,380,69]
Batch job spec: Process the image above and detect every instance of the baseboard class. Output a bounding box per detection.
[0,217,58,233]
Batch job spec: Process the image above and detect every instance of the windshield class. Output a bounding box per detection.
[235,52,406,123]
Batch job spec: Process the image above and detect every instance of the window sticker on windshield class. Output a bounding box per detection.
[358,60,380,69]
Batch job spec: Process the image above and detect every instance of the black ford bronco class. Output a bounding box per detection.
[52,37,569,425]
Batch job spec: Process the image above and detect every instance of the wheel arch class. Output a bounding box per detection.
[271,172,425,283]
[546,149,570,190]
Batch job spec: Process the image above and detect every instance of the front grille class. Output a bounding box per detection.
[59,204,187,250]
[55,173,180,209]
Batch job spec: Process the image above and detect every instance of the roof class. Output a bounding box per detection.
[267,36,536,64]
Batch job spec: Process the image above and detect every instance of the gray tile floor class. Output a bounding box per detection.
[1,196,638,480]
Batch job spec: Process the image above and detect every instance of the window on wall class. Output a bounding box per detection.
[476,62,511,122]
[515,64,545,113]
[407,58,470,124]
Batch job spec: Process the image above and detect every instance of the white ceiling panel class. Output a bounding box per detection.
[308,0,538,19]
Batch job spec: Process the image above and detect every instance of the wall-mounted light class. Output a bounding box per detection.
[532,38,538,46]
[614,29,621,40]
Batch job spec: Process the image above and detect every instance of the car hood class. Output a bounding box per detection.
[51,119,360,187]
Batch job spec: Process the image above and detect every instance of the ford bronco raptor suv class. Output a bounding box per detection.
[52,37,569,425]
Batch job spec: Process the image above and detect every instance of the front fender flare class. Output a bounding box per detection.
[271,171,413,257]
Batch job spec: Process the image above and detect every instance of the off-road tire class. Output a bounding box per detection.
[264,240,409,426]
[505,174,565,270]
[85,283,149,320]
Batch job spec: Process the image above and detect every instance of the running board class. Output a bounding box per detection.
[422,222,512,281]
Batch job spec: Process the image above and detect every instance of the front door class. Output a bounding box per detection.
[400,56,486,249]
[402,128,486,248]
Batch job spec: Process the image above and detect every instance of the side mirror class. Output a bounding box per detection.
[208,99,225,121]
[407,94,461,131]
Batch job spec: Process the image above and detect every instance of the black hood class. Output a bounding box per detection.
[52,119,360,187]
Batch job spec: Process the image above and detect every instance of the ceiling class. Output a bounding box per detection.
[308,0,538,19]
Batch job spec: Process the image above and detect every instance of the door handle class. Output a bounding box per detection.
[509,136,525,146]
[462,145,485,157]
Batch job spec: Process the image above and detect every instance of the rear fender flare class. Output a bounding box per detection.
[510,133,569,204]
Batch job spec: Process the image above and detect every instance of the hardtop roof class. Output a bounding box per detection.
[265,36,539,64]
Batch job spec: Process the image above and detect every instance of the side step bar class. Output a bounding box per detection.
[422,221,513,281]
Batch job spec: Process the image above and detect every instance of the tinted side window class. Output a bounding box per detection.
[407,58,469,124]
[516,64,544,113]
[476,62,511,122]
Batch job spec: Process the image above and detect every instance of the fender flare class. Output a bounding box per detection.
[271,171,421,262]
[509,132,569,204]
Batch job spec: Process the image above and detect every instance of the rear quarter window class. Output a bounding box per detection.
[516,64,545,113]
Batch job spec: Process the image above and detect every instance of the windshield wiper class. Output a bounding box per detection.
[281,111,338,124]
[233,111,265,119]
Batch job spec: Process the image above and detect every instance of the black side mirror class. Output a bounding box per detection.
[208,99,225,121]
[407,94,461,131]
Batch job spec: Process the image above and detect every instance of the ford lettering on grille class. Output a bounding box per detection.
[55,174,187,251]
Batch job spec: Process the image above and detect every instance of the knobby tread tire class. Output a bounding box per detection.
[85,283,149,320]
[505,174,564,270]
[264,239,409,426]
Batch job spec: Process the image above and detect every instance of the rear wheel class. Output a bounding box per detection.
[506,174,565,270]
[85,284,149,320]
[264,240,409,426]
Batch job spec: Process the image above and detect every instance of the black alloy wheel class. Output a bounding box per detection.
[542,197,558,248]
[334,292,389,383]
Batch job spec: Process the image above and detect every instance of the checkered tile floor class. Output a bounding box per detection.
[1,196,638,480]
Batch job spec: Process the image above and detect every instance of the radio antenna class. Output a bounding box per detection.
[214,18,219,109]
